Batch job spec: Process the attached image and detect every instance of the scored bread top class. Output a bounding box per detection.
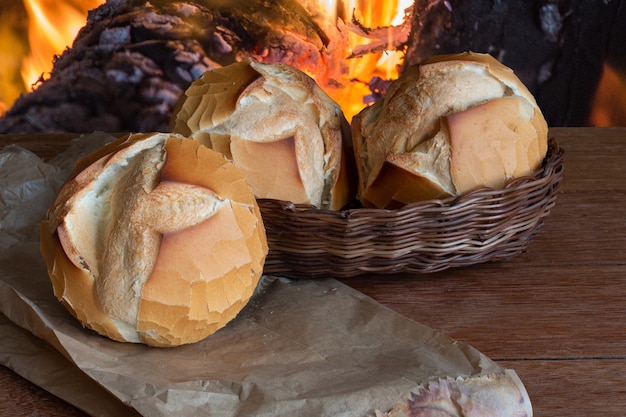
[42,133,268,346]
[170,61,355,210]
[352,52,548,208]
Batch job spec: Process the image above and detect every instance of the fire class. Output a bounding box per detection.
[21,0,104,91]
[324,0,414,120]
[1,0,410,120]
[589,63,626,127]
[0,0,103,114]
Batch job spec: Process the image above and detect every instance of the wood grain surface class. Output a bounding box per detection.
[1,127,625,417]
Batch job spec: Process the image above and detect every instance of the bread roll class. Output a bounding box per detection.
[40,132,268,347]
[170,60,356,210]
[351,52,549,209]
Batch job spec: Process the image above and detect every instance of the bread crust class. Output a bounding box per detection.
[170,61,356,210]
[41,133,268,347]
[352,52,548,208]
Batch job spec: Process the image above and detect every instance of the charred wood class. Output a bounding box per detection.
[1,0,624,132]
[403,0,626,126]
[0,0,340,134]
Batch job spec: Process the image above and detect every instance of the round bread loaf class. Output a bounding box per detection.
[40,132,268,347]
[169,60,356,211]
[351,52,549,209]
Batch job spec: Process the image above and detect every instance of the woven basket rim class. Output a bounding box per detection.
[258,137,564,216]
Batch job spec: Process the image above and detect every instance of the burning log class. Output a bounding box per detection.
[1,0,623,133]
[0,0,349,134]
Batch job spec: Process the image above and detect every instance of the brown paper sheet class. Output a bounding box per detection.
[0,314,141,417]
[0,138,532,416]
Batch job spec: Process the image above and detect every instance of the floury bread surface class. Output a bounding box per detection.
[351,52,549,209]
[40,133,268,347]
[170,60,356,210]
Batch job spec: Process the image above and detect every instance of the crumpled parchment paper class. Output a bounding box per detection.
[0,134,532,417]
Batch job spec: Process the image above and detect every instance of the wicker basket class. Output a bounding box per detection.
[259,138,565,278]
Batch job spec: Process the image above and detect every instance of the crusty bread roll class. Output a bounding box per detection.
[40,132,268,347]
[169,60,356,210]
[351,51,549,209]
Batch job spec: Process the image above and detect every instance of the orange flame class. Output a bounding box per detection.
[322,0,413,120]
[21,0,104,91]
[589,63,626,127]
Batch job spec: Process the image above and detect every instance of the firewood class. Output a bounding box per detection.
[3,0,622,132]
[0,0,340,134]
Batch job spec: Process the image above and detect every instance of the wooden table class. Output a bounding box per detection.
[1,127,625,416]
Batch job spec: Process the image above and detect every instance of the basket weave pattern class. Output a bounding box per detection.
[259,139,565,278]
